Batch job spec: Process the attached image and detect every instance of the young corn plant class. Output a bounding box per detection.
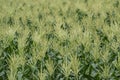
[100,48,110,63]
[7,54,25,80]
[45,58,56,79]
[61,55,71,80]
[38,70,46,80]
[113,52,120,71]
[70,54,80,80]
[99,64,112,79]
[92,40,101,62]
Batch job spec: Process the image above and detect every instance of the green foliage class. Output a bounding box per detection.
[0,0,120,80]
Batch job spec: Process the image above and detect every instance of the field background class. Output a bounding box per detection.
[0,0,120,80]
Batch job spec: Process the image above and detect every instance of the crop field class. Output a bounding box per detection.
[0,0,120,80]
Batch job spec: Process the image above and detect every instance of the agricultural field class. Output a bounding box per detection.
[0,0,120,80]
